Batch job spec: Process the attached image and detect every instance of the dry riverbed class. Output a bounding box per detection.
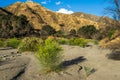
[0,45,120,80]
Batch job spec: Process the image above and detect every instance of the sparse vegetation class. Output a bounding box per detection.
[107,29,116,38]
[1,2,120,80]
[68,38,89,47]
[41,25,56,36]
[0,39,5,48]
[86,39,98,45]
[0,13,34,38]
[77,25,98,38]
[84,66,95,77]
[4,38,21,48]
[56,38,98,47]
[35,38,63,73]
[18,37,42,52]
[55,30,64,37]
[69,29,76,35]
[57,38,68,45]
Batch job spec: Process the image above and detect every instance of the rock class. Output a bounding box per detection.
[11,52,15,54]
[108,50,120,60]
[0,56,30,80]
[86,42,94,47]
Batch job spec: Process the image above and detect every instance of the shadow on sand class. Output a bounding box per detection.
[107,49,120,60]
[61,56,86,67]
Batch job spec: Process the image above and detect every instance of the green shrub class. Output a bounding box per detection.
[4,38,21,48]
[0,39,5,48]
[68,38,98,47]
[18,37,42,52]
[68,38,88,47]
[41,25,56,36]
[84,66,95,77]
[85,39,98,45]
[55,30,64,37]
[35,38,62,73]
[107,29,116,38]
[57,38,68,44]
[69,29,76,35]
[91,40,98,45]
[77,25,98,38]
[0,14,34,38]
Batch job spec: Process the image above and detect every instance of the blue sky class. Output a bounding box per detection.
[0,0,111,16]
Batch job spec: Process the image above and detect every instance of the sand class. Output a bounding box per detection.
[0,45,120,80]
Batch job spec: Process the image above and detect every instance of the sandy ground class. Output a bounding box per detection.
[62,45,120,80]
[0,45,120,80]
[0,49,30,80]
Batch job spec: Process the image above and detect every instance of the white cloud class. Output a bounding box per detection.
[56,1,61,5]
[41,0,51,4]
[41,1,47,4]
[57,8,74,14]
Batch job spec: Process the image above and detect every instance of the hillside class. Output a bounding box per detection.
[72,12,117,26]
[5,2,113,31]
[0,7,13,15]
[1,2,120,47]
[0,7,34,38]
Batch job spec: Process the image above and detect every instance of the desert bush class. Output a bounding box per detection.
[0,14,34,38]
[84,66,95,77]
[68,38,98,47]
[107,29,116,38]
[57,38,68,45]
[55,30,64,37]
[55,30,68,37]
[77,25,98,38]
[68,38,88,47]
[41,25,56,36]
[93,40,98,45]
[86,39,98,45]
[4,38,21,48]
[35,38,63,73]
[69,29,76,35]
[18,37,42,52]
[0,39,5,48]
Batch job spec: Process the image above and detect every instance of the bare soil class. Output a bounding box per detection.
[0,45,120,80]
